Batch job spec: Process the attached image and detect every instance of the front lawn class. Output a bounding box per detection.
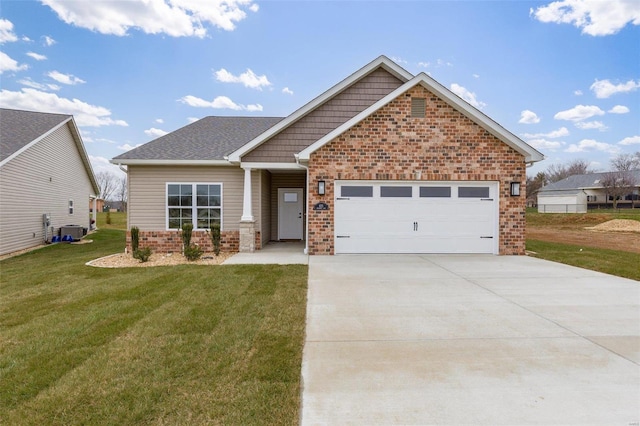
[0,229,307,425]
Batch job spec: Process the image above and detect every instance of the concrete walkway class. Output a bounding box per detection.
[221,241,308,265]
[302,254,640,425]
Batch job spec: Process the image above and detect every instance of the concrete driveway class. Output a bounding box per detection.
[301,255,639,425]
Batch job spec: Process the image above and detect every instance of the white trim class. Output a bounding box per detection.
[0,117,71,168]
[239,162,306,170]
[298,73,544,164]
[165,182,223,231]
[227,55,413,162]
[111,159,231,166]
[241,168,254,222]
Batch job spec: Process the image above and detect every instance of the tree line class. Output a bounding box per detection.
[96,171,127,212]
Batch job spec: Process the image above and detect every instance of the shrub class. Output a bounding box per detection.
[181,223,193,249]
[133,247,152,263]
[106,211,112,224]
[210,222,221,256]
[183,244,203,261]
[130,226,140,252]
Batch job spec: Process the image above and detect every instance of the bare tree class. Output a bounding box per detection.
[116,175,128,212]
[611,153,640,172]
[526,171,547,204]
[96,171,118,201]
[600,171,636,209]
[545,159,592,183]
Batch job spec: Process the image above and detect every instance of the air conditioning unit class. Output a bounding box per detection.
[60,225,84,241]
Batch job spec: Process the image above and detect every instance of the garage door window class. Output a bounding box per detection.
[341,186,373,197]
[381,186,412,197]
[458,187,490,198]
[420,187,451,198]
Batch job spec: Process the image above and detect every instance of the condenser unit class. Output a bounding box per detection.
[60,225,84,241]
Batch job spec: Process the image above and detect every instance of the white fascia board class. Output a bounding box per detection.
[67,117,100,195]
[0,117,71,168]
[110,159,232,166]
[240,162,306,170]
[227,55,413,163]
[298,73,545,164]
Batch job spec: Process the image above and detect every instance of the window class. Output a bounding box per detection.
[68,199,74,215]
[341,186,373,197]
[167,183,221,230]
[587,195,597,202]
[420,186,451,198]
[458,187,490,198]
[381,186,412,197]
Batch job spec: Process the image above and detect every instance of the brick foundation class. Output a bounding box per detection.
[307,86,526,255]
[126,230,261,254]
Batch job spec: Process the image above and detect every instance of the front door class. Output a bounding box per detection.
[278,188,304,240]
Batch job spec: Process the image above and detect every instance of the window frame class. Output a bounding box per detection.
[166,182,223,231]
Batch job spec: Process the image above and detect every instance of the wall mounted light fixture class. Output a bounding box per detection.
[318,180,326,195]
[510,182,521,196]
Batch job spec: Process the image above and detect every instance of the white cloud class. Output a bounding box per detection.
[47,70,86,85]
[144,127,168,137]
[450,83,486,109]
[472,74,480,79]
[590,79,640,98]
[178,94,262,111]
[574,120,608,131]
[41,0,258,37]
[418,61,430,68]
[26,52,47,61]
[214,68,271,90]
[522,127,570,139]
[519,110,541,124]
[526,138,564,151]
[574,89,583,96]
[619,135,640,145]
[608,105,629,114]
[0,19,18,43]
[155,118,164,123]
[117,143,143,151]
[187,117,199,123]
[89,154,126,177]
[531,0,640,36]
[282,87,294,95]
[564,138,619,153]
[43,35,56,46]
[18,77,61,91]
[0,88,128,127]
[0,51,28,74]
[554,104,605,121]
[390,56,408,65]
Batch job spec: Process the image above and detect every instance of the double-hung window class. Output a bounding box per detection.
[167,183,222,230]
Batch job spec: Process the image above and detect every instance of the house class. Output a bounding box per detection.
[538,170,640,213]
[112,56,543,255]
[0,108,99,255]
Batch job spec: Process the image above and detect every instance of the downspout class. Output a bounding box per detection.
[118,164,128,229]
[294,154,309,255]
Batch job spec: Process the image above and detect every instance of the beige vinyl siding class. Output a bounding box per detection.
[260,170,271,245]
[270,173,306,240]
[242,68,403,163]
[127,166,261,232]
[0,123,94,255]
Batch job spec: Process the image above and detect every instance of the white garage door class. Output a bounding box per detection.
[334,181,498,254]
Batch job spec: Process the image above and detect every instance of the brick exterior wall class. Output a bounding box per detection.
[126,230,261,254]
[307,86,527,255]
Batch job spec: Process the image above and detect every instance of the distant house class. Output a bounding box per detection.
[0,108,99,255]
[537,170,640,213]
[112,56,543,256]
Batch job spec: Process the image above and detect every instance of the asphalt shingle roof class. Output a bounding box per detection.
[113,116,284,161]
[539,170,640,192]
[0,108,71,162]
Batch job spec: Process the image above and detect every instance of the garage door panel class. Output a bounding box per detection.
[335,181,498,254]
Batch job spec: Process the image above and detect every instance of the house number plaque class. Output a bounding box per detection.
[313,202,329,211]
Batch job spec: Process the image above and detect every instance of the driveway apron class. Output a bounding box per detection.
[301,254,639,425]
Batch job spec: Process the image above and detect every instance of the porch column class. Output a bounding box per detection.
[92,197,97,230]
[239,167,256,252]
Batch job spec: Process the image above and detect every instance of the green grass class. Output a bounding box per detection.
[97,211,127,230]
[526,207,640,226]
[0,229,307,425]
[526,239,640,281]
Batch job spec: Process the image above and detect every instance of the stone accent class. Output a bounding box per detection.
[307,86,526,255]
[239,221,256,253]
[126,230,261,254]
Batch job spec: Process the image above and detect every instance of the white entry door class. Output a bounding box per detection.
[278,188,304,240]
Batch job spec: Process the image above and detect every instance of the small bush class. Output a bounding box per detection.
[106,211,112,225]
[181,223,193,248]
[133,247,152,263]
[183,244,203,261]
[210,222,221,256]
[130,226,140,252]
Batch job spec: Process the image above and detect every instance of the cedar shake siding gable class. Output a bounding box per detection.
[241,68,405,163]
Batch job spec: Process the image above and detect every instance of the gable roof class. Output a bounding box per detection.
[539,170,640,192]
[112,116,283,165]
[0,108,99,194]
[297,72,544,163]
[226,55,414,162]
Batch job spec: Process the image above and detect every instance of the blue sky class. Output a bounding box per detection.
[1,0,639,178]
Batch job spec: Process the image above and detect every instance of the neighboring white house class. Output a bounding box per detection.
[0,108,99,256]
[537,170,640,213]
